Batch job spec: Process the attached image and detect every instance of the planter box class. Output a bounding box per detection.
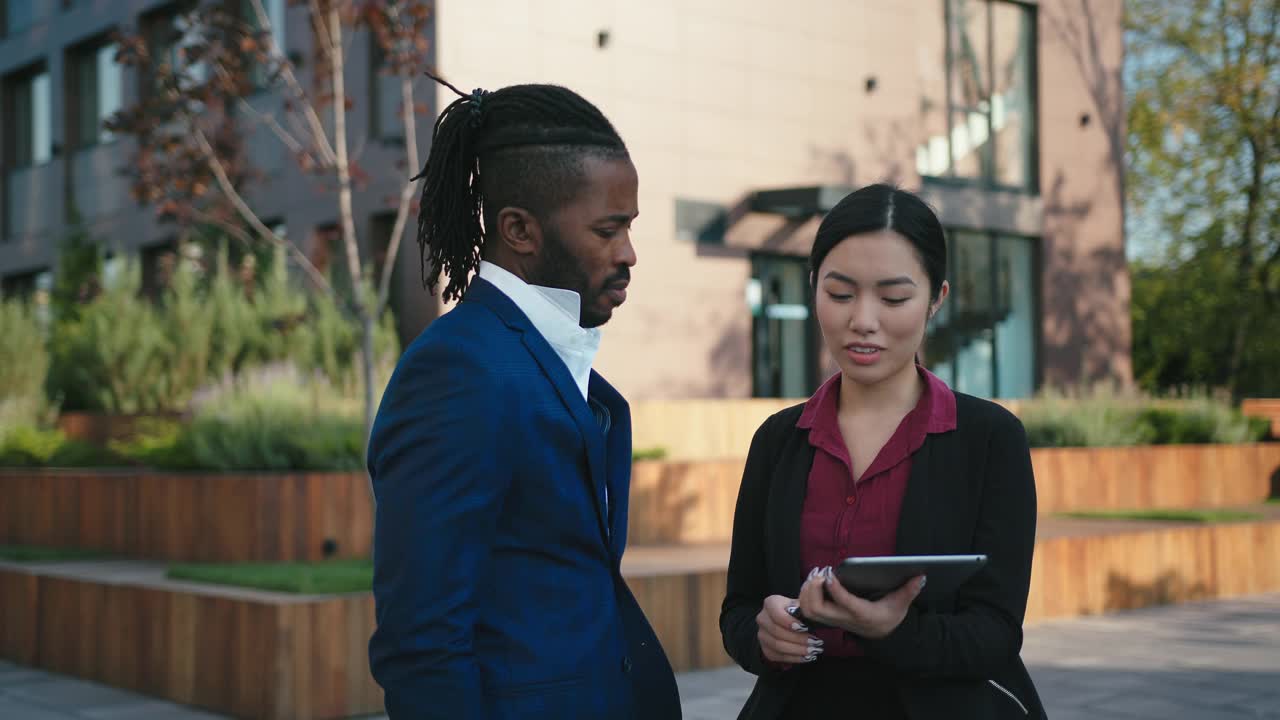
[0,562,380,720]
[0,470,373,563]
[5,515,1279,696]
[619,515,1280,672]
[628,444,1280,545]
[1243,398,1280,439]
[1033,443,1280,514]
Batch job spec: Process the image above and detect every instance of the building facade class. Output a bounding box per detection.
[1,0,1129,401]
[0,0,437,341]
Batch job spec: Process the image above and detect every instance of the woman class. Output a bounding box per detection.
[720,184,1044,719]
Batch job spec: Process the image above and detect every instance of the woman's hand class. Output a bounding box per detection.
[756,594,824,665]
[797,566,925,639]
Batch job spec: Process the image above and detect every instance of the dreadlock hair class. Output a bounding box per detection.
[413,74,630,302]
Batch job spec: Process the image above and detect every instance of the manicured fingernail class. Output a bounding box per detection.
[920,576,928,590]
[804,654,819,663]
[791,622,809,632]
[808,638,824,647]
[823,567,834,584]
[786,605,799,617]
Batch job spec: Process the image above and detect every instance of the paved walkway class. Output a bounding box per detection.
[679,593,1280,720]
[1,593,1277,719]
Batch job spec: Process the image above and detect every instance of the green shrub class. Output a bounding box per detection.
[0,426,121,467]
[1019,389,1154,448]
[0,299,50,437]
[1020,389,1268,448]
[137,374,364,471]
[45,245,398,414]
[47,262,174,412]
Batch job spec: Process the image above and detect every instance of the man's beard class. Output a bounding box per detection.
[531,227,627,328]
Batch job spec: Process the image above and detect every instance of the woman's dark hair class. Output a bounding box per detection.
[809,184,948,301]
[413,74,629,301]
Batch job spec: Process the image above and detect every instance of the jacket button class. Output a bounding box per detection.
[622,656,633,673]
[845,495,856,506]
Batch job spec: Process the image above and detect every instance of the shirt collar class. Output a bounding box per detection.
[797,365,958,437]
[478,261,601,400]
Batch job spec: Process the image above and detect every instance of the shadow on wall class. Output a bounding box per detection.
[1041,169,1131,386]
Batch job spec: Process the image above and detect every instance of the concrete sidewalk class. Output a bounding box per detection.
[2,593,1277,718]
[678,592,1280,719]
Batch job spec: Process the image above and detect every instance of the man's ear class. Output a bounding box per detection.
[494,206,543,258]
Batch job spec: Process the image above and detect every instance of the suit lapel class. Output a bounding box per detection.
[465,279,611,545]
[590,372,631,559]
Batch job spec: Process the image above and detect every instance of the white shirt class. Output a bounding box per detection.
[478,261,601,401]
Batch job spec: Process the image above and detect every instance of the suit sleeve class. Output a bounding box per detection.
[860,410,1038,679]
[719,417,786,678]
[367,339,512,719]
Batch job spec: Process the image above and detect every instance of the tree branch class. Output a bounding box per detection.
[246,0,338,167]
[324,1,366,319]
[190,124,335,297]
[210,63,309,158]
[377,71,421,316]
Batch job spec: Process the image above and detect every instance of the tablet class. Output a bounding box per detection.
[835,554,988,600]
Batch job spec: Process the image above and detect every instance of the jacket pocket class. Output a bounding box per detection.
[988,679,1029,716]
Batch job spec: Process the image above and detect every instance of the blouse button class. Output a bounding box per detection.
[845,495,856,506]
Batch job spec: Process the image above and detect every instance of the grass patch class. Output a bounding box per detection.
[1059,509,1263,523]
[1267,497,1280,505]
[167,558,373,594]
[0,545,110,562]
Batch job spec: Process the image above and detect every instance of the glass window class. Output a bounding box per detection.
[919,0,1036,193]
[7,67,52,167]
[371,40,404,141]
[145,3,207,95]
[927,229,1039,398]
[951,231,995,397]
[995,235,1036,397]
[751,255,816,398]
[948,0,989,111]
[991,1,1035,189]
[243,0,285,90]
[71,39,124,149]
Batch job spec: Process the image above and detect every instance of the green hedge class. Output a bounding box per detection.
[1020,393,1268,448]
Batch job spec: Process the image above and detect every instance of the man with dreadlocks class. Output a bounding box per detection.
[366,76,681,720]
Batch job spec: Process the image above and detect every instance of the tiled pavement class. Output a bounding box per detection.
[2,593,1277,718]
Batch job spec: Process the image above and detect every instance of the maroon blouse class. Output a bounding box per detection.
[795,366,957,657]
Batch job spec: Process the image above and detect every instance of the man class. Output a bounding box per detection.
[367,77,682,720]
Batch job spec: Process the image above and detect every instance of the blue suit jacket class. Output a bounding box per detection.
[368,278,681,720]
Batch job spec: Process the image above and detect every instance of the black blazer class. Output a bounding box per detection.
[720,393,1046,719]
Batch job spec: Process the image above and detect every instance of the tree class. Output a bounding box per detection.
[1127,0,1280,397]
[107,0,431,445]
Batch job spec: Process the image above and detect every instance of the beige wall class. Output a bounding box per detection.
[436,0,1129,399]
[1036,0,1131,387]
